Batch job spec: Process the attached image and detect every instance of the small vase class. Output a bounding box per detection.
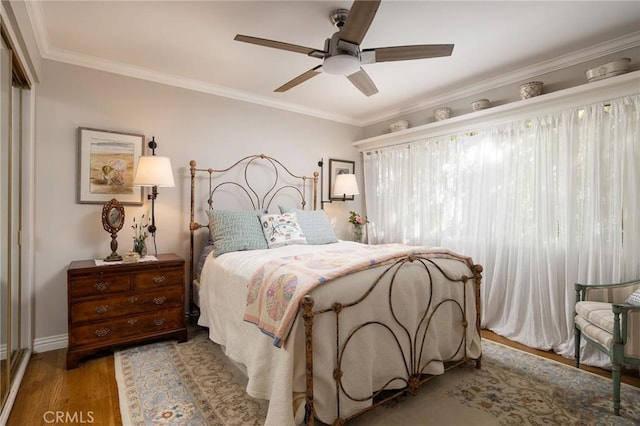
[133,239,148,257]
[353,224,364,243]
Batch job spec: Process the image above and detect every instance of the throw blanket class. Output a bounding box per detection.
[243,244,474,347]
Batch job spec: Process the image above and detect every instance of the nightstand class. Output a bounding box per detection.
[66,253,187,369]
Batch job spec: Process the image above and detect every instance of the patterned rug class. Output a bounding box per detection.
[115,329,640,425]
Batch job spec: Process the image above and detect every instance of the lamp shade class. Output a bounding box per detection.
[133,156,175,187]
[334,173,359,196]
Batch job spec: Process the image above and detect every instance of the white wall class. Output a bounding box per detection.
[34,59,364,348]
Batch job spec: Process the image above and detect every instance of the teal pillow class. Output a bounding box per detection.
[279,206,338,245]
[206,210,268,256]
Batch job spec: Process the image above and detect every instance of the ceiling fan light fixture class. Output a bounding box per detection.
[235,0,454,95]
[323,54,361,75]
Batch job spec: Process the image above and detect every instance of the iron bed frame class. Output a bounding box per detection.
[189,154,482,425]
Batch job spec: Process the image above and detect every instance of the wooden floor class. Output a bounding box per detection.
[7,329,639,425]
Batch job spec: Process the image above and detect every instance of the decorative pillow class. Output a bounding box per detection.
[260,212,308,248]
[279,206,338,245]
[625,288,640,306]
[206,210,268,256]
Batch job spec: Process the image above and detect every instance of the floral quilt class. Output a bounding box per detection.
[243,243,474,347]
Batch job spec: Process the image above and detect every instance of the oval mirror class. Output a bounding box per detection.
[102,198,125,261]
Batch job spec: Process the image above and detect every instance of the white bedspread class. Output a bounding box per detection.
[197,241,481,425]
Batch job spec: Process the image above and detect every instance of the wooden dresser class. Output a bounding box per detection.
[66,253,187,369]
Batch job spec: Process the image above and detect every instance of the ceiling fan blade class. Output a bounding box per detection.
[363,44,454,63]
[275,65,323,92]
[339,0,381,45]
[347,68,378,97]
[235,35,326,58]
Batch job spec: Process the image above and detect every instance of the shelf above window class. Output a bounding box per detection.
[353,71,639,152]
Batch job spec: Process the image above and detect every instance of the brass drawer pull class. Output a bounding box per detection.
[94,304,109,314]
[128,296,138,304]
[94,328,110,337]
[94,281,109,291]
[152,275,166,284]
[153,317,166,326]
[153,297,167,305]
[127,318,138,325]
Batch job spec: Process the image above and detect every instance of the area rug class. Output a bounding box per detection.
[115,330,640,425]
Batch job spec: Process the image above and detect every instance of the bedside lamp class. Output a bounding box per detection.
[333,173,359,201]
[133,137,175,254]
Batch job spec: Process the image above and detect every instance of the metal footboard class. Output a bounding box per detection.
[301,255,483,426]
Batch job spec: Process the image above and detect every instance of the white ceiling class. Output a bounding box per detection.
[25,1,640,126]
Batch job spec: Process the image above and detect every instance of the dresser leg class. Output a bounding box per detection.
[176,328,188,343]
[66,352,80,370]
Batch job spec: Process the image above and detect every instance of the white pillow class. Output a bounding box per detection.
[625,288,640,306]
[260,212,308,248]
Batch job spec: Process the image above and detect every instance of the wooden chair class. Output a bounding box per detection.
[574,279,640,415]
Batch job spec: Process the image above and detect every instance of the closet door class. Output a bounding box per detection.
[9,85,21,374]
[0,32,11,407]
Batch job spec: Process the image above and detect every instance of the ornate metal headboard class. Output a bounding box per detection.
[188,154,318,315]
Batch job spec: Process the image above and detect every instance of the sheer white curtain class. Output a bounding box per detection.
[363,95,640,364]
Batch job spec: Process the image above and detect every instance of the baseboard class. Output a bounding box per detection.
[33,333,67,353]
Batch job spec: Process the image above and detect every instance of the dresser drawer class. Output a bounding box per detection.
[70,287,184,324]
[134,268,183,290]
[69,274,131,298]
[69,308,184,347]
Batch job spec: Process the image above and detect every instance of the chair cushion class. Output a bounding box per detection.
[575,301,616,353]
[575,315,613,352]
[576,300,640,360]
[575,301,614,332]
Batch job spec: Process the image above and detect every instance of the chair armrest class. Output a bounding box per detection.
[575,279,640,303]
[612,303,640,311]
[612,304,640,358]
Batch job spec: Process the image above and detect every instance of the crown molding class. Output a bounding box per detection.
[361,31,640,126]
[24,0,48,54]
[43,46,361,125]
[23,1,360,125]
[24,0,639,128]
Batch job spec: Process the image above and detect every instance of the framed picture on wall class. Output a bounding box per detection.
[328,158,355,201]
[77,127,144,205]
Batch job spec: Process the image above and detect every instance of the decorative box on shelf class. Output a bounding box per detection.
[66,253,187,369]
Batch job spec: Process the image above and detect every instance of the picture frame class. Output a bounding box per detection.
[77,127,144,205]
[328,158,355,201]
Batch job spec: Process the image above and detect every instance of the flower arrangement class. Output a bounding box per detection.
[349,211,369,226]
[349,211,369,243]
[132,214,149,256]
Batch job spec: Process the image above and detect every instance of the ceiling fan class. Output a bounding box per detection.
[234,0,454,97]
